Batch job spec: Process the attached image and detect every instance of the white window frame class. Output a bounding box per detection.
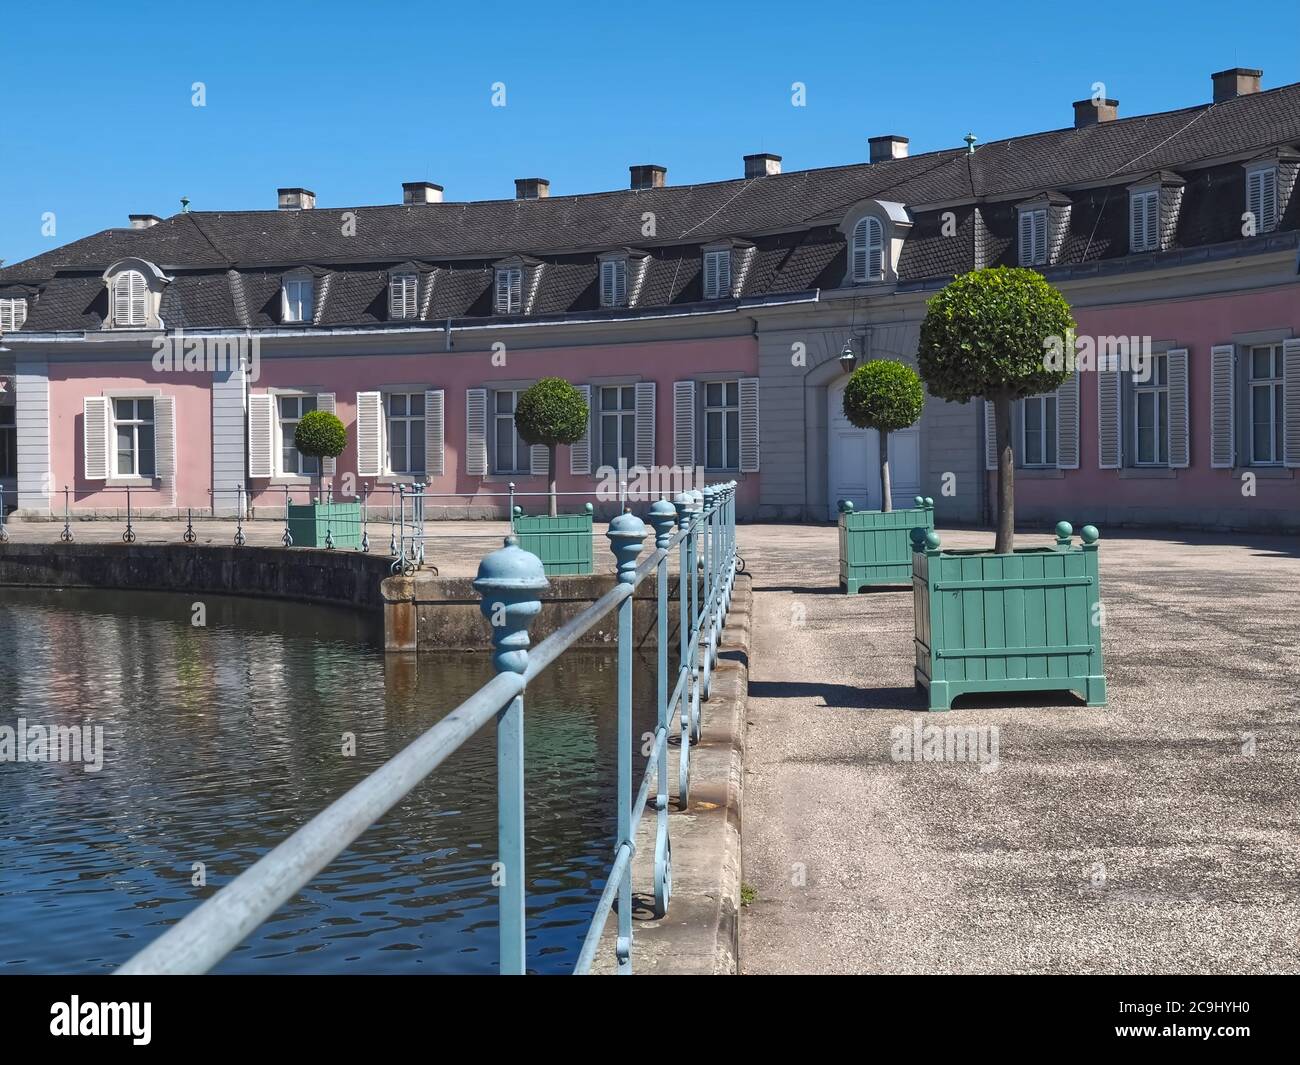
[495,267,523,314]
[0,297,27,332]
[600,258,628,308]
[702,249,732,300]
[1019,208,1048,266]
[385,391,427,474]
[111,396,157,479]
[277,393,320,476]
[703,380,741,470]
[0,403,17,479]
[282,275,314,324]
[851,216,885,282]
[389,273,418,320]
[1132,352,1169,467]
[1129,187,1160,252]
[1246,165,1278,235]
[1248,343,1284,466]
[1021,394,1057,467]
[599,385,636,468]
[492,388,529,474]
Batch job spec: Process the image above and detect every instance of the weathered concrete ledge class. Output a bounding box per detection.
[594,572,750,975]
[383,569,683,652]
[0,542,392,611]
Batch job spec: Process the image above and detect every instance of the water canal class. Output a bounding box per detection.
[0,587,655,974]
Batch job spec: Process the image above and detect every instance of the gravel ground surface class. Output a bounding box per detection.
[736,523,1300,975]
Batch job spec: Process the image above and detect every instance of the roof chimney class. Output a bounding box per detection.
[403,181,444,205]
[1073,98,1119,128]
[868,135,909,162]
[744,153,782,178]
[1212,67,1262,102]
[277,187,316,210]
[514,177,550,200]
[629,164,667,190]
[128,214,162,229]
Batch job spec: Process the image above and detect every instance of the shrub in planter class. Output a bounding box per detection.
[912,268,1105,709]
[287,409,359,548]
[513,378,589,518]
[842,360,925,513]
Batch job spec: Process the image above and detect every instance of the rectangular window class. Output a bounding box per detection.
[1019,209,1048,266]
[279,394,319,476]
[600,259,628,307]
[0,298,27,332]
[495,268,523,314]
[599,385,636,469]
[283,278,313,323]
[703,250,731,300]
[493,389,531,474]
[389,274,418,319]
[387,392,426,474]
[1249,343,1284,465]
[1022,395,1057,467]
[1130,189,1159,252]
[1133,353,1169,466]
[112,397,156,478]
[704,380,740,470]
[0,405,15,479]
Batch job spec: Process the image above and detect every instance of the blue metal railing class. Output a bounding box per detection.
[116,481,740,976]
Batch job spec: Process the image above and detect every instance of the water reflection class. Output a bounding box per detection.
[0,587,654,973]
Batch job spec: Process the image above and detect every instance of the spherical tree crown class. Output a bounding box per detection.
[917,267,1076,403]
[294,409,347,459]
[842,360,925,433]
[514,377,589,446]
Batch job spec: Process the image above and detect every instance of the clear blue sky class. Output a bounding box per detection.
[2,0,1297,267]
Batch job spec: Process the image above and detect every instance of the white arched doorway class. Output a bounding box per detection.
[826,377,921,519]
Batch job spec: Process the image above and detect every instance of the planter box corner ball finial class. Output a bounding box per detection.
[839,496,935,592]
[912,521,1107,711]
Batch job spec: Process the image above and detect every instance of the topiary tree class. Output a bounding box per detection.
[842,359,925,513]
[294,408,347,504]
[917,267,1075,554]
[513,377,590,517]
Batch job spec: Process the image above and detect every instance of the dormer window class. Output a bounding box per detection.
[702,248,731,300]
[851,216,885,282]
[0,297,27,332]
[282,273,314,323]
[1018,209,1048,266]
[495,266,523,314]
[1246,165,1278,234]
[600,258,628,307]
[389,272,418,319]
[113,269,148,326]
[1129,188,1160,252]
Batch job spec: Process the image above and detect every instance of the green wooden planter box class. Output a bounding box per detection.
[839,496,935,592]
[512,505,594,575]
[286,500,363,549]
[912,522,1107,711]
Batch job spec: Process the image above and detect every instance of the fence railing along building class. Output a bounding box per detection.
[116,482,741,975]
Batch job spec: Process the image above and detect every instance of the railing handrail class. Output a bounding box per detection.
[117,482,740,976]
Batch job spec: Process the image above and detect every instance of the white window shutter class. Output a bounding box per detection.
[1033,211,1048,265]
[155,395,176,503]
[866,218,883,279]
[983,400,997,471]
[317,393,337,476]
[248,394,275,478]
[600,261,614,307]
[1261,168,1278,233]
[1145,192,1160,250]
[703,253,718,299]
[1055,371,1080,469]
[717,250,732,297]
[1209,344,1236,469]
[673,380,696,467]
[1283,338,1300,468]
[1018,214,1033,266]
[852,219,870,281]
[1130,193,1145,251]
[1097,368,1122,469]
[495,270,509,313]
[424,389,445,477]
[570,384,592,474]
[634,381,656,468]
[615,261,627,306]
[465,388,488,477]
[129,271,147,325]
[1166,348,1190,468]
[356,391,384,478]
[510,269,523,313]
[738,377,760,473]
[530,442,548,476]
[83,396,109,480]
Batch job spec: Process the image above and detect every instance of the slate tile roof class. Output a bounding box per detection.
[3,79,1299,332]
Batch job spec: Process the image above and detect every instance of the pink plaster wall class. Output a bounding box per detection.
[995,286,1300,517]
[247,336,759,511]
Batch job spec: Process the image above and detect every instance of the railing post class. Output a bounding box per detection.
[283,484,294,547]
[122,483,136,543]
[60,487,73,542]
[360,481,370,553]
[473,535,548,976]
[649,498,677,918]
[233,484,246,546]
[673,493,693,806]
[606,510,647,974]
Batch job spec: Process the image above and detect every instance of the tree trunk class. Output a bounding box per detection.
[548,443,558,517]
[994,392,1015,554]
[879,429,892,513]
